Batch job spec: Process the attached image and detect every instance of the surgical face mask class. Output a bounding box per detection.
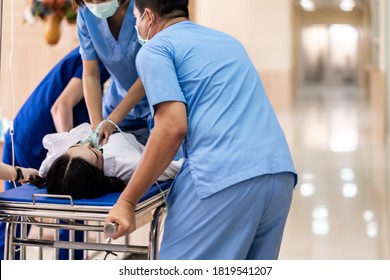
[134,12,151,46]
[85,0,119,19]
[135,25,149,46]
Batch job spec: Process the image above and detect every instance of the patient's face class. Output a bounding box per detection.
[67,142,104,170]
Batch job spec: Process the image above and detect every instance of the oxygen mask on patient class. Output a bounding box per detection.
[78,131,101,150]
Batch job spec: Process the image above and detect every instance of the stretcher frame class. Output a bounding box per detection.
[0,181,171,260]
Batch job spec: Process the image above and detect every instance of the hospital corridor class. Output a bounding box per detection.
[0,0,390,261]
[278,85,390,259]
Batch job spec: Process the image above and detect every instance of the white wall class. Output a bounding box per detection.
[192,0,292,72]
[386,0,390,143]
[192,0,293,112]
[0,0,79,121]
[378,0,386,72]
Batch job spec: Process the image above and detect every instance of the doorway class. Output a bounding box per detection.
[300,24,359,87]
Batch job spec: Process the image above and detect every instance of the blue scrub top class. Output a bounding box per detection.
[136,21,297,198]
[77,0,150,129]
[3,46,110,169]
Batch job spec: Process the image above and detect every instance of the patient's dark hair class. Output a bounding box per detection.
[135,0,189,19]
[45,154,125,199]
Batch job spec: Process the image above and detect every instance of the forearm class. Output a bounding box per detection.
[0,163,39,183]
[51,104,73,132]
[84,77,103,129]
[0,162,17,181]
[107,78,145,125]
[119,124,184,204]
[119,102,187,205]
[51,78,84,132]
[82,61,104,130]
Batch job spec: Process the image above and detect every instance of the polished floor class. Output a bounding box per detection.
[279,85,390,260]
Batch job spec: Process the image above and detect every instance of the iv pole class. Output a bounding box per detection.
[0,0,3,140]
[0,0,3,74]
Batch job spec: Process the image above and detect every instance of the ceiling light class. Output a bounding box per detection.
[339,0,356,11]
[300,0,316,12]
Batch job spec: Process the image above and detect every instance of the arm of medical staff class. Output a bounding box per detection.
[105,101,187,240]
[51,77,84,132]
[0,162,39,183]
[98,79,146,145]
[82,59,104,131]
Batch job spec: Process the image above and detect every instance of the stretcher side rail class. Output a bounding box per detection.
[0,190,167,221]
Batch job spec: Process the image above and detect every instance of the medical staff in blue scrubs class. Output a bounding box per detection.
[73,0,150,145]
[106,0,298,260]
[0,46,109,260]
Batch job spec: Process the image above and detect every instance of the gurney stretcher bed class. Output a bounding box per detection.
[0,180,172,260]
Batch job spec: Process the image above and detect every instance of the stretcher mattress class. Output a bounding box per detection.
[0,180,172,206]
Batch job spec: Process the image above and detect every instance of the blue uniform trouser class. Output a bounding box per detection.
[159,168,295,260]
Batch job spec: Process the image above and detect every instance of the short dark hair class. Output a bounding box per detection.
[135,0,189,19]
[46,154,125,199]
[72,0,127,7]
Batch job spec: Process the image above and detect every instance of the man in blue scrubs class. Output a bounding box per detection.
[106,0,297,259]
[74,0,150,145]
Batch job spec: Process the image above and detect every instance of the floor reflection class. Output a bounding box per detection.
[279,85,390,260]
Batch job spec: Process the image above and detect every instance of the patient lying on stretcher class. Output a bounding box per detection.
[34,123,182,199]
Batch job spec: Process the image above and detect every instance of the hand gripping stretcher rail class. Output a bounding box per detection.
[0,180,172,260]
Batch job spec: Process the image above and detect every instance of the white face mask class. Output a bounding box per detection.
[85,0,119,19]
[134,12,152,46]
[134,25,149,46]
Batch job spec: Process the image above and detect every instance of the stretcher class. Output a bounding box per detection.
[0,180,172,260]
